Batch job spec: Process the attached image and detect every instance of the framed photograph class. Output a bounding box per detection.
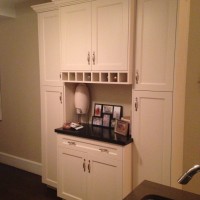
[111,119,116,128]
[113,106,122,119]
[92,116,103,126]
[94,103,103,117]
[114,119,129,136]
[102,114,111,127]
[102,105,113,114]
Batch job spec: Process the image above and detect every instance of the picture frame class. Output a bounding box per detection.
[92,116,103,126]
[94,103,103,117]
[111,119,116,128]
[113,105,123,119]
[114,119,129,136]
[102,114,111,128]
[102,104,113,114]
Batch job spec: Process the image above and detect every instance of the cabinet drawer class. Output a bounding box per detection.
[57,134,122,160]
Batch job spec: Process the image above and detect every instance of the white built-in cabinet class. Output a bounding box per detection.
[32,3,63,188]
[59,0,135,84]
[132,0,178,187]
[57,134,132,200]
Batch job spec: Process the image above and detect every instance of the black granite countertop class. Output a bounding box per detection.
[55,123,133,146]
[123,180,200,200]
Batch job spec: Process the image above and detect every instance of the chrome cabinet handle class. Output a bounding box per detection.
[135,71,139,84]
[135,97,138,111]
[92,52,95,65]
[68,141,76,146]
[83,159,86,172]
[59,93,62,104]
[87,52,90,65]
[88,160,91,173]
[99,148,109,153]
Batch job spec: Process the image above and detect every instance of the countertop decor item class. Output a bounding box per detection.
[74,83,90,122]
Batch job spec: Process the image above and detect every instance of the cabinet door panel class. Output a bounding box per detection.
[60,2,91,71]
[38,10,61,86]
[57,148,87,200]
[92,0,128,71]
[132,91,172,187]
[87,156,122,200]
[135,0,178,91]
[41,86,63,187]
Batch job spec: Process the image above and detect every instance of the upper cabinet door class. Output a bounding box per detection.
[60,2,92,71]
[38,10,61,86]
[134,0,178,91]
[92,0,129,71]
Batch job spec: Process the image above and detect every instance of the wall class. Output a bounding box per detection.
[0,0,50,167]
[183,0,200,195]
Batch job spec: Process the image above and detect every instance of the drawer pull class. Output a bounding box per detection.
[99,148,109,153]
[68,141,76,146]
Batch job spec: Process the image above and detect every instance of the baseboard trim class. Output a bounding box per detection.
[0,152,42,176]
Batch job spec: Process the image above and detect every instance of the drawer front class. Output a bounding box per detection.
[57,134,123,160]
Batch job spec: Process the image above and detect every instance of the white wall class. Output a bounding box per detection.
[0,0,50,165]
[183,0,200,195]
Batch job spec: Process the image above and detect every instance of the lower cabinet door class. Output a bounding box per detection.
[132,91,172,187]
[57,147,87,200]
[41,86,63,188]
[87,156,122,200]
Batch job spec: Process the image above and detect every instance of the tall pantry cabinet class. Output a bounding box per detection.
[132,0,178,187]
[32,3,63,188]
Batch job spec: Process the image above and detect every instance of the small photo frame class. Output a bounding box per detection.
[94,103,103,117]
[92,116,103,126]
[111,119,116,128]
[113,106,122,119]
[114,119,129,136]
[102,114,111,128]
[102,105,113,114]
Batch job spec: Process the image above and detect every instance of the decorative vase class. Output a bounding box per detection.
[74,84,90,115]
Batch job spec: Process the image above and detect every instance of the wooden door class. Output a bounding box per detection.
[60,2,91,71]
[38,10,61,86]
[132,91,172,186]
[57,147,87,200]
[40,86,63,188]
[134,0,178,91]
[87,155,122,200]
[92,0,129,71]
